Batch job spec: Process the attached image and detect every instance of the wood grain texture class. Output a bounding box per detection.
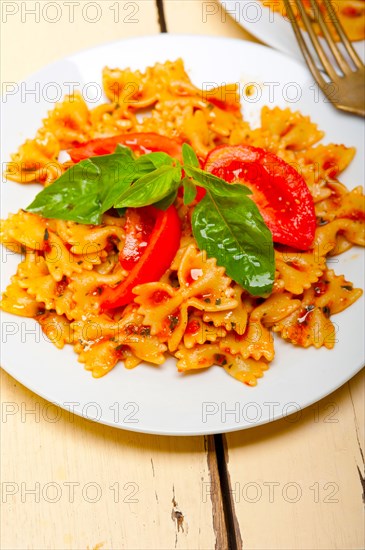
[162,5,364,548]
[1,2,364,549]
[0,370,220,550]
[0,0,159,82]
[349,372,365,466]
[164,0,261,41]
[1,6,221,549]
[224,369,365,550]
[206,436,229,550]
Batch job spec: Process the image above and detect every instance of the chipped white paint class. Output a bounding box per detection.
[1,3,364,549]
[225,370,365,550]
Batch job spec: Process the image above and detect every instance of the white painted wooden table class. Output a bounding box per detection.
[1,2,364,548]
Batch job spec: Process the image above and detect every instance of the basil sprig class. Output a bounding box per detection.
[182,146,274,296]
[114,165,182,209]
[184,167,274,296]
[26,142,274,295]
[26,147,174,224]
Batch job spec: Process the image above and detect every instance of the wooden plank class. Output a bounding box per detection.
[1,0,160,82]
[1,6,224,549]
[0,370,225,550]
[162,6,365,548]
[164,0,262,41]
[224,369,365,550]
[349,370,365,463]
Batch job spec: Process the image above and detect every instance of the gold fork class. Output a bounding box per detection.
[283,0,365,117]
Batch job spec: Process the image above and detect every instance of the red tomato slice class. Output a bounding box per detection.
[69,133,183,163]
[204,145,316,250]
[119,207,156,271]
[205,85,241,113]
[101,205,181,311]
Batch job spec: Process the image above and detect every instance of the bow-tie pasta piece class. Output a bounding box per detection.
[217,291,301,359]
[0,278,41,317]
[177,245,237,310]
[250,106,324,153]
[273,287,336,349]
[37,312,73,349]
[67,266,126,321]
[43,231,91,281]
[133,282,182,335]
[103,66,157,110]
[223,356,269,387]
[203,284,250,335]
[275,249,326,295]
[314,219,365,258]
[17,253,57,310]
[43,93,91,148]
[17,252,75,320]
[134,244,237,351]
[183,314,227,349]
[7,94,90,185]
[5,129,62,184]
[1,210,47,251]
[219,320,274,362]
[315,186,365,224]
[175,343,226,372]
[255,291,302,326]
[175,343,269,386]
[74,308,165,377]
[76,339,122,378]
[313,270,363,315]
[301,144,355,183]
[55,219,125,257]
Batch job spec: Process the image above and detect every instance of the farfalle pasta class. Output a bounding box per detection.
[1,60,364,386]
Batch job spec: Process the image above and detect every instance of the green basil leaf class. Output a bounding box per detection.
[182,177,197,205]
[115,165,182,208]
[184,165,252,197]
[26,150,158,224]
[154,190,178,210]
[147,152,177,168]
[115,144,136,159]
[191,189,274,296]
[92,154,144,212]
[182,143,200,167]
[27,155,134,225]
[26,141,275,297]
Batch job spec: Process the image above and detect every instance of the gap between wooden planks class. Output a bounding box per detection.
[2,0,364,547]
[159,3,365,548]
[1,2,227,548]
[0,369,229,550]
[221,370,364,550]
[3,364,362,550]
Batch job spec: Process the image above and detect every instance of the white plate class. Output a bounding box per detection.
[219,0,365,64]
[1,35,364,435]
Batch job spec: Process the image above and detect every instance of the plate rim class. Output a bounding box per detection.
[217,0,365,62]
[1,33,364,436]
[1,348,364,436]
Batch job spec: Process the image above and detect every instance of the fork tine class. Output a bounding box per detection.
[292,0,339,79]
[322,0,363,68]
[308,0,352,75]
[283,0,326,87]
